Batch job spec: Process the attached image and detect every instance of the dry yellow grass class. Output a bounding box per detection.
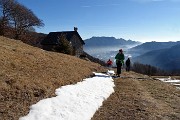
[1,36,180,120]
[92,71,180,120]
[0,36,105,120]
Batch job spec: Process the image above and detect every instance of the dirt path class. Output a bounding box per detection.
[92,71,180,120]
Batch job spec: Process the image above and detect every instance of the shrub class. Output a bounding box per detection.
[53,34,74,55]
[132,62,168,76]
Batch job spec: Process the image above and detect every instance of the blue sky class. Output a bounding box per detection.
[18,0,180,42]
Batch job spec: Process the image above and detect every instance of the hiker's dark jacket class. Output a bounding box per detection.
[126,59,130,66]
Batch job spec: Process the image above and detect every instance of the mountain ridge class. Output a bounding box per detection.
[129,41,180,55]
[84,36,141,47]
[133,44,180,71]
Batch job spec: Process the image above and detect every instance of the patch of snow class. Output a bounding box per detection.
[164,80,180,83]
[156,77,180,89]
[19,72,115,120]
[107,70,115,76]
[172,83,180,86]
[157,78,180,83]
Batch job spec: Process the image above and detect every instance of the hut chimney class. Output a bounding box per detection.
[74,27,78,31]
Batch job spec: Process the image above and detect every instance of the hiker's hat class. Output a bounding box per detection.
[119,49,123,52]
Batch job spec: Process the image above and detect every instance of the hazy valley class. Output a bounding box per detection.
[84,37,180,72]
[84,37,141,65]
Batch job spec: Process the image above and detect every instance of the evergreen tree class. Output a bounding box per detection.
[53,34,74,55]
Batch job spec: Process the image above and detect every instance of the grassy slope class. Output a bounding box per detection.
[92,71,180,120]
[0,36,180,120]
[0,36,105,120]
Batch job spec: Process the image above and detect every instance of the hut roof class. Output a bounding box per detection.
[41,31,85,45]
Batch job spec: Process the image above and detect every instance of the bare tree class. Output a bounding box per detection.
[0,0,44,39]
[9,2,44,39]
[0,0,14,35]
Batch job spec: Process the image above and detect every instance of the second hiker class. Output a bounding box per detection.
[125,58,131,72]
[106,59,113,67]
[115,49,125,77]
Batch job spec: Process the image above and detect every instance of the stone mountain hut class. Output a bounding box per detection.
[41,27,85,56]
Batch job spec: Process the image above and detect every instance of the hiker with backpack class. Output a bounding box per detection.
[125,58,131,72]
[115,49,125,77]
[106,59,113,67]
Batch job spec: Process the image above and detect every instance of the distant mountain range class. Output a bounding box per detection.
[83,37,141,64]
[128,41,180,55]
[84,37,141,47]
[132,43,180,71]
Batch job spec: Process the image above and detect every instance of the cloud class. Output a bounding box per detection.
[81,5,91,8]
[132,0,164,2]
[81,0,180,8]
[81,3,122,8]
[132,0,180,2]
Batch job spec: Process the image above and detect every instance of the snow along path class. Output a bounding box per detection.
[19,72,115,120]
[156,77,180,89]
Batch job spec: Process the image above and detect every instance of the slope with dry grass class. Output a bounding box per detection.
[92,71,180,120]
[1,36,180,120]
[0,36,105,120]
